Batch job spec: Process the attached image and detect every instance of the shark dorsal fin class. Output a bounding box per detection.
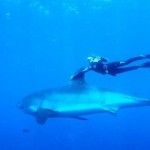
[69,70,86,86]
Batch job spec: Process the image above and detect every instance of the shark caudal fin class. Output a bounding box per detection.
[135,97,150,107]
[142,99,150,105]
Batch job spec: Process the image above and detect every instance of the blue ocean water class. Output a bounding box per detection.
[0,0,150,150]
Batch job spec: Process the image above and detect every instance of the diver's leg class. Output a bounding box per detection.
[114,66,140,74]
[140,61,150,68]
[116,54,150,67]
[109,61,150,75]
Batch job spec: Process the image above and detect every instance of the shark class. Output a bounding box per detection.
[17,74,150,124]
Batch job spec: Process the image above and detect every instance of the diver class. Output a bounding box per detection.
[71,54,150,80]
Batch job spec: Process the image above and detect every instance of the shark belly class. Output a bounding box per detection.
[55,104,104,117]
[39,91,147,118]
[41,91,105,117]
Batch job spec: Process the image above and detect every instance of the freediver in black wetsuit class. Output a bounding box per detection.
[71,54,150,80]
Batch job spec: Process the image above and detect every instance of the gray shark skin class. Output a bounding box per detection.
[18,77,150,124]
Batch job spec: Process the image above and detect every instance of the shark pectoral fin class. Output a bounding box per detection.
[36,114,48,124]
[70,116,88,120]
[36,109,48,124]
[35,109,57,124]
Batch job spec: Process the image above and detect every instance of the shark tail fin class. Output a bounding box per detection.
[135,97,150,107]
[142,99,150,105]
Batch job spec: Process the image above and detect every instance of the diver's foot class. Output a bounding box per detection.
[140,61,150,68]
[145,54,150,58]
[139,54,150,58]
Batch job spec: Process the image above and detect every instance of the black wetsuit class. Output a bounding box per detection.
[90,55,150,76]
[71,54,150,80]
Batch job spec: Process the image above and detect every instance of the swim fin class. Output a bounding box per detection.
[145,54,150,58]
[141,61,150,68]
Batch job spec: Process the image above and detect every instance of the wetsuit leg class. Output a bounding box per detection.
[107,55,150,68]
[140,61,150,68]
[118,55,150,67]
[107,58,150,75]
[114,66,140,74]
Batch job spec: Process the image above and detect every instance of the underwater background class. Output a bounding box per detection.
[0,0,150,150]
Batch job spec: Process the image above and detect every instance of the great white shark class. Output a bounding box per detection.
[17,74,150,124]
